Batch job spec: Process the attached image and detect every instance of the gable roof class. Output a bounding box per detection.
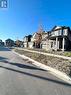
[51,26,70,31]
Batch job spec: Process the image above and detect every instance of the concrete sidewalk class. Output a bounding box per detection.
[16,48,71,60]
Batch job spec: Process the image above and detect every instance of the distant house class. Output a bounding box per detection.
[41,26,71,51]
[15,40,23,47]
[5,39,14,47]
[31,32,41,48]
[0,39,4,46]
[30,30,46,48]
[23,35,32,48]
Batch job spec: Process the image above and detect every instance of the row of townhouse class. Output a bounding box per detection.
[23,26,71,51]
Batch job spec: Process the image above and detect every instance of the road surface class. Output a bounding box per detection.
[0,47,71,95]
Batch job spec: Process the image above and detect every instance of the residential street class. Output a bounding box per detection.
[0,47,71,95]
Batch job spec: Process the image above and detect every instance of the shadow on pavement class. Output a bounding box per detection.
[0,65,71,87]
[0,60,45,71]
[0,56,8,60]
[0,57,71,87]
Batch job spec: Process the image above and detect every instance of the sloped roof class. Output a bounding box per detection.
[51,26,69,31]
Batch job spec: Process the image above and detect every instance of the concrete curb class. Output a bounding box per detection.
[12,50,71,84]
[17,48,71,60]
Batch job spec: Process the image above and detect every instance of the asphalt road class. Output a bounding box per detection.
[0,47,71,95]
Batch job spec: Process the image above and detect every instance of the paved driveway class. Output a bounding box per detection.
[0,47,71,95]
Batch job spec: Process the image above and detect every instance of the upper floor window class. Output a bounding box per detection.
[58,30,62,35]
[51,31,55,36]
[63,29,68,36]
[55,31,58,36]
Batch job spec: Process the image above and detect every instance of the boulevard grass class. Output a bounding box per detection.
[15,49,71,77]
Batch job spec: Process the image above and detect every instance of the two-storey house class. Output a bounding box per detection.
[42,26,71,51]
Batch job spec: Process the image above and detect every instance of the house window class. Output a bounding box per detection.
[58,30,62,35]
[55,31,58,36]
[63,29,68,35]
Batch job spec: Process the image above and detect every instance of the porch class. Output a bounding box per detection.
[49,36,66,51]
